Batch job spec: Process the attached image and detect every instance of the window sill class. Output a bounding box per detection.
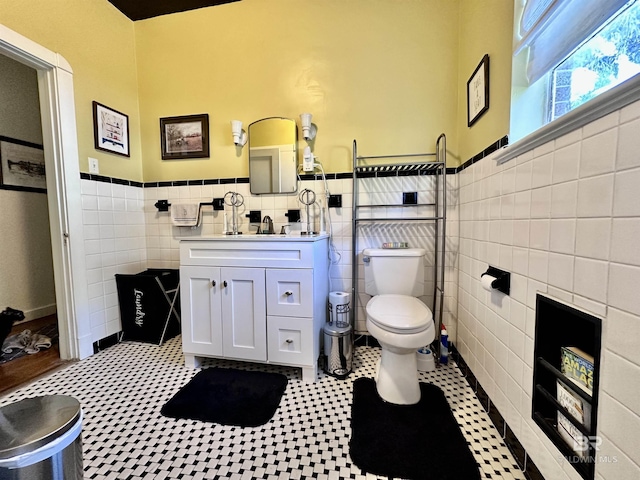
[494,74,640,165]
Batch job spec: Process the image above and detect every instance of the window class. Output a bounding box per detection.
[550,1,640,121]
[510,0,640,143]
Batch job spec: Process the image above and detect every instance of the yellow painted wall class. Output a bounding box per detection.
[1,0,516,179]
[456,0,513,164]
[0,0,143,181]
[135,0,461,180]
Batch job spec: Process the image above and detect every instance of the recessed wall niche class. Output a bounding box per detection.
[532,294,602,480]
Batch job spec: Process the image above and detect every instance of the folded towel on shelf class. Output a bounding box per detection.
[24,333,52,354]
[171,204,201,227]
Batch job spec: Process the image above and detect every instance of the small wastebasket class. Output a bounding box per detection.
[0,395,83,479]
[323,291,353,379]
[115,268,181,345]
[323,323,353,379]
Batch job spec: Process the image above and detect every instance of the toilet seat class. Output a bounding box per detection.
[366,294,432,334]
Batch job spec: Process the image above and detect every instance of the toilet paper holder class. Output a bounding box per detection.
[481,266,510,295]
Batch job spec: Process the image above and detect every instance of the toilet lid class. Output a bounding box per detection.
[366,295,433,334]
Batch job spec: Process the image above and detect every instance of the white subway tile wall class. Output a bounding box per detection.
[141,176,458,336]
[81,174,458,340]
[80,180,147,342]
[457,99,640,480]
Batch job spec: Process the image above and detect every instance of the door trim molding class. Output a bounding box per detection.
[0,23,91,360]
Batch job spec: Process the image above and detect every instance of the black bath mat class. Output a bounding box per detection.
[161,367,288,427]
[349,377,480,480]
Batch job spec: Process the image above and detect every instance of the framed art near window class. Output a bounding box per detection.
[93,101,130,157]
[160,114,210,160]
[467,54,490,127]
[0,136,46,192]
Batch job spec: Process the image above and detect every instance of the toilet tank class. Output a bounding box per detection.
[363,248,425,296]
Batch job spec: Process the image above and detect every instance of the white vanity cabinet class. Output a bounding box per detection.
[180,266,267,361]
[179,235,329,382]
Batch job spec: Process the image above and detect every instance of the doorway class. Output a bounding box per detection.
[0,23,92,365]
[0,52,63,389]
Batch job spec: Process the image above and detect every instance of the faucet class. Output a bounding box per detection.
[262,215,274,234]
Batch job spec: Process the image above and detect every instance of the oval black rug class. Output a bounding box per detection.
[161,367,288,427]
[349,377,481,480]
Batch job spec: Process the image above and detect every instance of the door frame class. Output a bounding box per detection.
[0,24,92,360]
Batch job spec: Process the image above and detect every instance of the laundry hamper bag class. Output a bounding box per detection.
[115,269,181,345]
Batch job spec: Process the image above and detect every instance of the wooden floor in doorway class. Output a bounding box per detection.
[0,314,71,396]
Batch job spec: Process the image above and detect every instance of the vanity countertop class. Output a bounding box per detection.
[178,233,329,242]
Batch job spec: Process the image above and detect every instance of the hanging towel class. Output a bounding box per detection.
[171,204,201,227]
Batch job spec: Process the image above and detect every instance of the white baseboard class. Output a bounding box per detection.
[11,304,57,325]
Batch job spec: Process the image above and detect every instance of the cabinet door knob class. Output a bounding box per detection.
[223,280,228,287]
[285,339,293,344]
[284,291,293,296]
[211,280,216,287]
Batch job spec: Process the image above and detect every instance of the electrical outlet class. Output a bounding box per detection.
[302,146,314,172]
[328,194,342,208]
[88,157,99,174]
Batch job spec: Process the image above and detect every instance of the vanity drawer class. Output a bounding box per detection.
[180,240,315,268]
[267,316,313,366]
[266,269,313,318]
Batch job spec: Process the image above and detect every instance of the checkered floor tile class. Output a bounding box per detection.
[0,337,526,480]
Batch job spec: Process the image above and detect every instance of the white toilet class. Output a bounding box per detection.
[363,248,435,405]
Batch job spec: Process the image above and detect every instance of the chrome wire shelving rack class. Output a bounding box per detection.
[351,134,447,354]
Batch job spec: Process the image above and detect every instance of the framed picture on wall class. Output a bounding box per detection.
[0,136,46,192]
[93,101,130,157]
[160,114,210,160]
[467,54,490,127]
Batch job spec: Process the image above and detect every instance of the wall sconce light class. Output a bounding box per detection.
[299,113,317,141]
[231,120,247,147]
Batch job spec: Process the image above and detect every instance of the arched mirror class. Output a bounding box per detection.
[248,117,298,194]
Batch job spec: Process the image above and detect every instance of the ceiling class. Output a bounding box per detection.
[107,0,241,21]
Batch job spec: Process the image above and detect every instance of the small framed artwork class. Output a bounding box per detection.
[93,101,130,157]
[0,136,46,192]
[467,54,490,127]
[160,114,210,160]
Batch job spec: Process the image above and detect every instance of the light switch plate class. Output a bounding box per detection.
[88,157,99,174]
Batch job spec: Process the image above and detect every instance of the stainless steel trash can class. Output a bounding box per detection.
[323,323,353,379]
[0,395,83,480]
